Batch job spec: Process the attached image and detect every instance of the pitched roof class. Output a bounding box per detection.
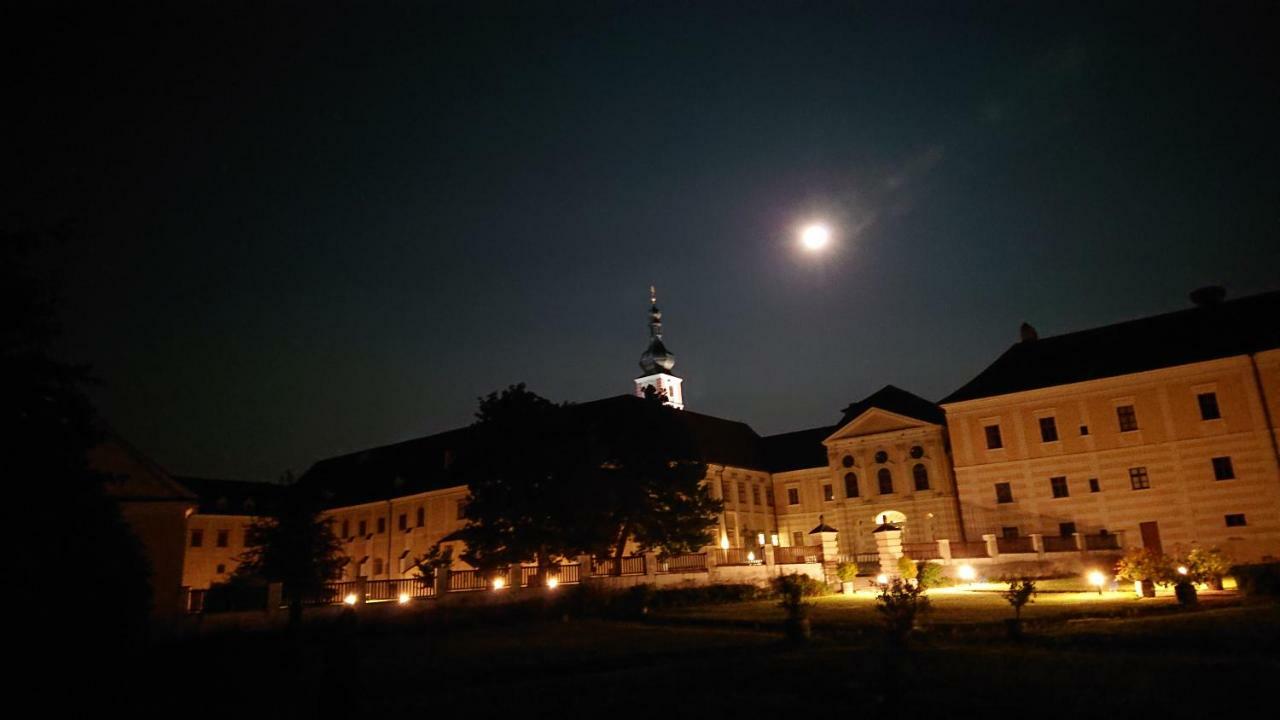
[174,476,285,516]
[91,435,197,504]
[942,290,1280,404]
[295,395,774,507]
[837,385,944,427]
[762,425,835,473]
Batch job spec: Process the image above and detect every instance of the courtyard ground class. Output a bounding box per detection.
[113,590,1276,718]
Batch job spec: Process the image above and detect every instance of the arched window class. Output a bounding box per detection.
[878,468,894,494]
[844,472,859,498]
[913,463,929,491]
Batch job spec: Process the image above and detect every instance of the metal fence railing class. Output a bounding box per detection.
[996,536,1035,554]
[1043,536,1078,553]
[903,542,942,560]
[775,545,821,564]
[448,569,489,592]
[1084,533,1120,551]
[948,541,989,559]
[661,553,707,573]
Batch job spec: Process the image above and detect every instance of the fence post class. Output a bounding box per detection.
[355,576,368,606]
[577,554,594,582]
[435,566,450,596]
[643,552,658,578]
[763,543,776,570]
[983,534,999,558]
[937,539,952,562]
[1030,533,1044,556]
[1072,532,1085,552]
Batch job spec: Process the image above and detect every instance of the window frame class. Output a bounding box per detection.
[877,467,894,495]
[912,463,929,491]
[984,423,1004,450]
[1050,476,1069,499]
[1116,404,1138,432]
[1212,456,1235,481]
[1197,391,1221,421]
[844,472,859,498]
[1129,466,1151,490]
[995,482,1014,504]
[1038,416,1059,443]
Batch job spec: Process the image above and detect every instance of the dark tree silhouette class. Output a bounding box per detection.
[451,384,588,582]
[234,473,345,624]
[585,392,720,572]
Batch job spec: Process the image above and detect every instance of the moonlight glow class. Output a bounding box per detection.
[800,224,831,250]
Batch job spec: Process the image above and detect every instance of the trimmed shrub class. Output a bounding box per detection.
[915,561,943,589]
[897,555,918,581]
[1231,562,1280,596]
[876,579,929,641]
[836,560,859,583]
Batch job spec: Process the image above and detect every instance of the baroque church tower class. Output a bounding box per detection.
[634,286,684,409]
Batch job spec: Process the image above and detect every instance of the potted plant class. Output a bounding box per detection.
[837,560,859,594]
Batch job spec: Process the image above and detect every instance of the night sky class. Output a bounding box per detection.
[9,2,1279,481]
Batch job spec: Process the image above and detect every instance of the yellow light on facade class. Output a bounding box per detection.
[757,533,766,546]
[720,536,730,550]
[398,593,410,604]
[492,576,507,591]
[1088,570,1107,587]
[1177,565,1188,576]
[343,593,358,606]
[747,551,756,563]
[876,574,889,585]
[957,564,977,582]
[546,577,559,590]
[770,534,779,546]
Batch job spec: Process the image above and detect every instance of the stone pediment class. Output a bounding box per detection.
[824,408,935,443]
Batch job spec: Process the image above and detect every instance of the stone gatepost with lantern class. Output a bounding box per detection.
[873,515,905,578]
[808,515,840,587]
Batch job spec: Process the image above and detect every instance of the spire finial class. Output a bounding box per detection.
[649,284,657,306]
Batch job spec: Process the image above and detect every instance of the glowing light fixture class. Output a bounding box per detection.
[398,593,411,604]
[757,533,766,546]
[546,577,559,590]
[720,536,730,550]
[1176,565,1188,576]
[747,551,756,563]
[770,534,779,546]
[343,593,358,606]
[876,573,889,585]
[957,564,977,582]
[801,224,831,250]
[1087,570,1107,595]
[492,576,507,591]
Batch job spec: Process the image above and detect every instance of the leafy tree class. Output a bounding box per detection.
[876,578,930,641]
[1116,548,1174,596]
[1002,578,1036,638]
[235,474,345,624]
[451,384,588,580]
[581,392,721,573]
[411,542,454,590]
[897,555,918,581]
[773,572,820,641]
[1185,547,1232,588]
[915,561,944,589]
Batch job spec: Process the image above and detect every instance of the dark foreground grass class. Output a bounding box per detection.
[110,601,1277,719]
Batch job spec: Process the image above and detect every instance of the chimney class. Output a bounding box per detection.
[1019,322,1038,343]
[1189,286,1226,308]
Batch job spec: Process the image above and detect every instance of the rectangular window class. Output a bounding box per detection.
[823,484,834,501]
[190,530,203,548]
[792,531,805,547]
[995,482,1013,504]
[752,485,761,505]
[456,501,467,520]
[373,558,384,575]
[1225,513,1247,527]
[845,473,859,498]
[398,513,407,531]
[737,483,747,504]
[1116,404,1138,432]
[1088,478,1100,493]
[984,424,1003,449]
[216,529,229,548]
[721,479,730,501]
[1080,424,1089,436]
[766,488,774,507]
[1039,417,1059,442]
[1212,456,1235,481]
[1129,467,1150,490]
[376,517,386,534]
[358,520,367,536]
[1197,392,1221,420]
[1059,522,1077,537]
[787,487,800,506]
[416,507,425,527]
[1001,526,1019,538]
[341,519,350,538]
[1050,476,1069,498]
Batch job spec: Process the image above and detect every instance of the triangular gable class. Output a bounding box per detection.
[824,407,936,443]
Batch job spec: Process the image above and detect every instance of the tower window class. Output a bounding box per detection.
[1129,467,1150,490]
[844,472,859,498]
[1212,457,1235,481]
[995,482,1013,504]
[1039,417,1059,442]
[877,468,894,495]
[912,464,929,491]
[1050,476,1069,498]
[1197,392,1221,420]
[1116,405,1138,432]
[984,424,1003,449]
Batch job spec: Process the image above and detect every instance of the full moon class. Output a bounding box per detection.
[800,224,831,250]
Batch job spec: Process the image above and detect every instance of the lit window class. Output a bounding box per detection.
[1050,476,1069,498]
[1212,456,1235,481]
[1225,514,1246,527]
[995,482,1013,504]
[1116,405,1138,432]
[877,468,894,495]
[844,472,859,498]
[984,424,1003,449]
[1197,392,1221,420]
[823,484,834,502]
[912,464,929,491]
[1129,467,1150,490]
